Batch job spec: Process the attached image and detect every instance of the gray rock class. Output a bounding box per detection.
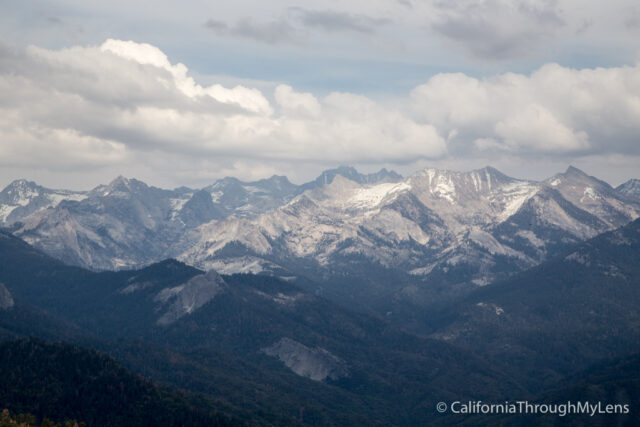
[262,337,349,381]
[154,270,225,325]
[0,283,14,309]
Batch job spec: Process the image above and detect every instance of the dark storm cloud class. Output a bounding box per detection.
[430,0,565,59]
[289,8,392,34]
[204,17,297,45]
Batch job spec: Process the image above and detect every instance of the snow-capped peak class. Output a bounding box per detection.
[616,179,640,202]
[1,179,40,206]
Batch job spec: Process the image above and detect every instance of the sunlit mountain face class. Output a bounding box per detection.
[2,166,639,330]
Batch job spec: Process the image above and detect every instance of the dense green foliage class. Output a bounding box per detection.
[0,407,82,427]
[0,339,246,426]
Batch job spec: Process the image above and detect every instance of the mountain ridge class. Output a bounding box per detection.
[2,166,638,321]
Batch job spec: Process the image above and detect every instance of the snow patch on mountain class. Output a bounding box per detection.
[580,187,600,203]
[47,192,87,205]
[418,169,457,203]
[347,182,411,209]
[0,205,17,223]
[493,182,539,221]
[476,302,504,316]
[169,196,191,219]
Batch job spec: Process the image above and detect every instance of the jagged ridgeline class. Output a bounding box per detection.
[2,166,638,322]
[0,167,639,425]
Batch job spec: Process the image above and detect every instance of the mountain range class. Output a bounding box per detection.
[0,228,521,425]
[2,165,638,328]
[1,209,638,425]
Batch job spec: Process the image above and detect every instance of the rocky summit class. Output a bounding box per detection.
[2,166,638,313]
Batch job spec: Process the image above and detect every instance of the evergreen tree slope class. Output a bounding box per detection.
[0,339,250,427]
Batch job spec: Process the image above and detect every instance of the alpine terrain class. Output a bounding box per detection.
[3,166,638,326]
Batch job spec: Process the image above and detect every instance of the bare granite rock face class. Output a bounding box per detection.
[154,270,225,325]
[262,337,349,381]
[0,283,14,309]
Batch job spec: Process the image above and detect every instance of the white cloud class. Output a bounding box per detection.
[101,39,273,115]
[0,38,639,188]
[275,85,322,118]
[0,114,127,170]
[494,104,589,152]
[411,62,640,156]
[0,39,447,183]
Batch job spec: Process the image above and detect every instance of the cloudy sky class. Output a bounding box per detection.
[1,0,639,190]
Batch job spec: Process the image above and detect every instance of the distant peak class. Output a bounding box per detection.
[103,176,132,191]
[318,166,359,181]
[7,179,38,189]
[1,179,42,200]
[261,174,292,184]
[213,177,242,186]
[476,166,514,181]
[309,166,401,188]
[480,165,500,174]
[548,166,614,191]
[335,165,358,173]
[322,165,359,175]
[619,178,640,187]
[95,175,147,195]
[417,166,512,180]
[616,179,640,198]
[558,166,603,183]
[107,175,130,186]
[565,165,587,176]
